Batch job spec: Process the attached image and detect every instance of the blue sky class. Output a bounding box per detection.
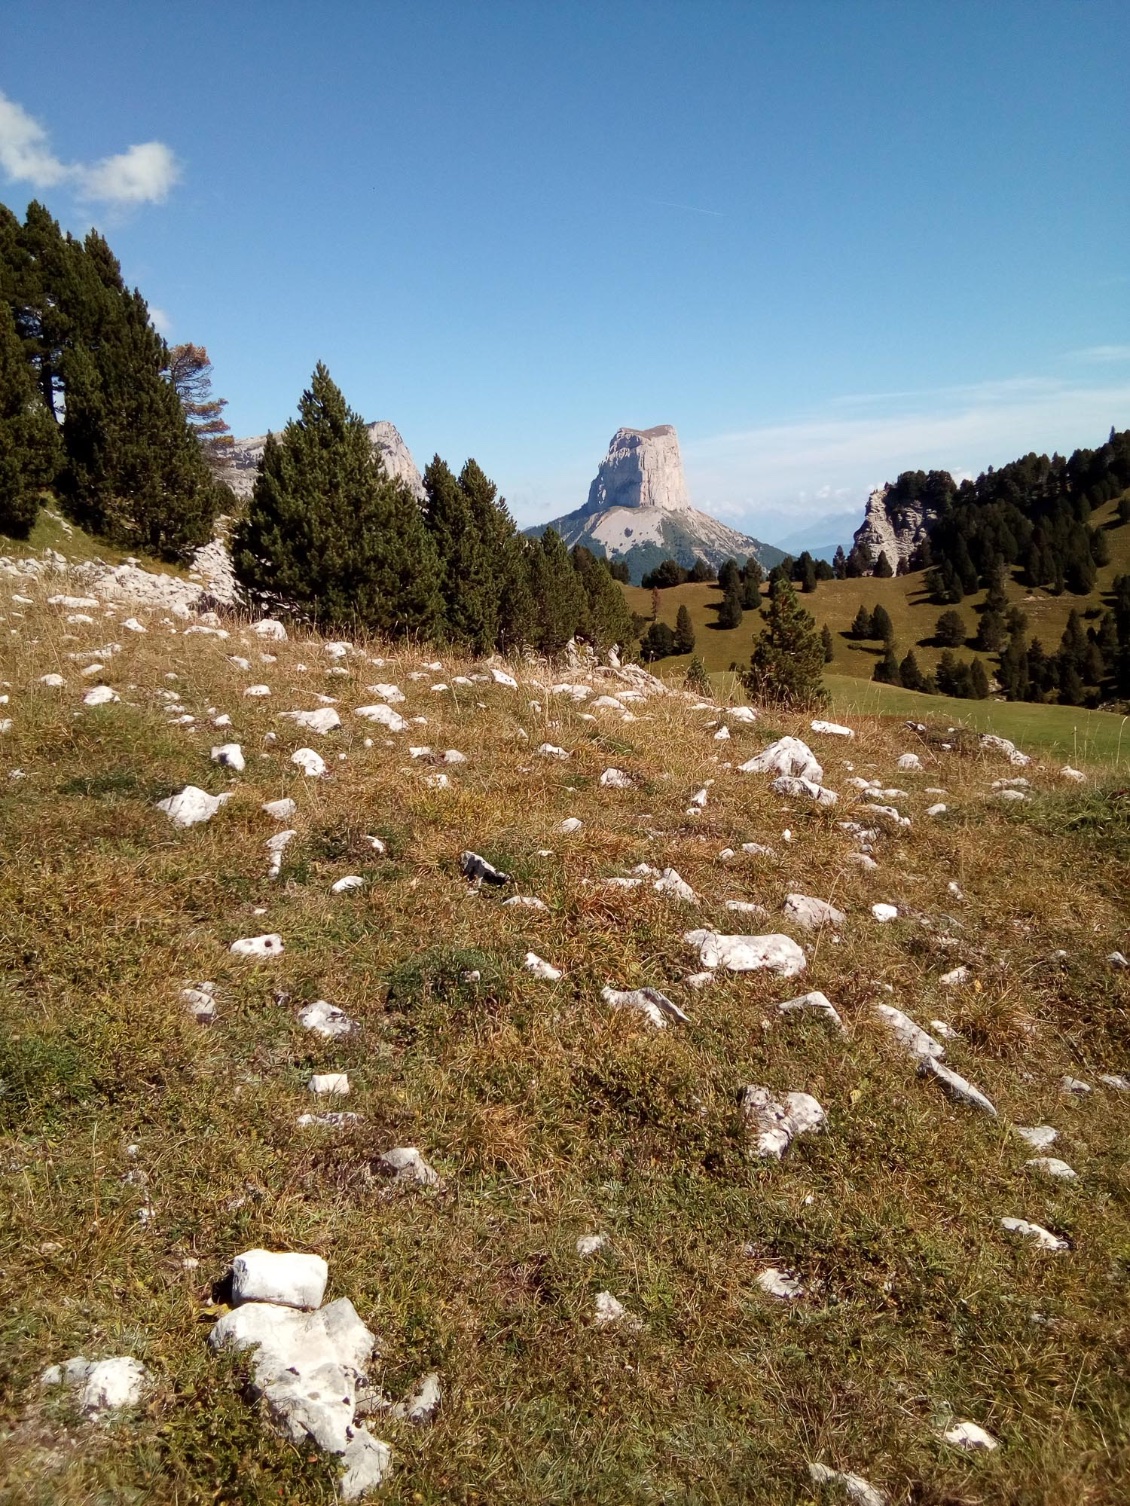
[2,1,1128,545]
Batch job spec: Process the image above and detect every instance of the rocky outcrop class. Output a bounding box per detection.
[851,484,938,573]
[223,421,425,502]
[527,424,784,584]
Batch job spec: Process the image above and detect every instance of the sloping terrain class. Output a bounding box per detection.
[1,562,1128,1503]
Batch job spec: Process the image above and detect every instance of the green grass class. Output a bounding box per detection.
[1,577,1129,1503]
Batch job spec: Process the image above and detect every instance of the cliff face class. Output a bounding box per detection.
[222,421,425,502]
[527,423,784,583]
[852,484,938,571]
[582,425,691,515]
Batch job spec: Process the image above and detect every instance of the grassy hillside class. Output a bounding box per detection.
[1,571,1129,1502]
[625,496,1130,688]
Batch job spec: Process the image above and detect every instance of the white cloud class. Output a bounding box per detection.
[0,90,179,206]
[1070,344,1130,364]
[148,306,173,337]
[682,376,1130,538]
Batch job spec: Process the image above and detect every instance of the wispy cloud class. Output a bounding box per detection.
[682,375,1130,538]
[1069,344,1130,364]
[148,306,173,337]
[644,197,724,217]
[0,91,180,206]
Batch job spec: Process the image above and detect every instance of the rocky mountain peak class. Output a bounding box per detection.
[222,420,425,502]
[583,425,691,515]
[851,484,938,572]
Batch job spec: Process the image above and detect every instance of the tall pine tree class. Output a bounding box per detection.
[233,364,441,636]
[742,579,826,709]
[0,300,60,537]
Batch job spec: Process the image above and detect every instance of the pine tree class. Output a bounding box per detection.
[800,552,818,592]
[530,527,587,655]
[742,578,826,709]
[673,603,696,655]
[741,572,761,609]
[166,343,234,471]
[898,649,926,691]
[871,604,895,644]
[684,655,712,695]
[573,544,637,654]
[716,588,743,630]
[423,455,508,653]
[969,658,990,698]
[640,621,676,661]
[873,644,899,683]
[0,299,60,537]
[874,550,894,578]
[820,623,834,663]
[832,545,847,580]
[717,558,741,593]
[851,604,873,639]
[233,363,441,635]
[935,609,967,647]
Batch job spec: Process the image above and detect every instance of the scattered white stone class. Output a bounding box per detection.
[770,774,838,807]
[503,894,548,910]
[292,747,326,777]
[926,803,948,817]
[366,682,405,703]
[331,875,365,893]
[48,594,100,609]
[874,1003,944,1060]
[861,802,910,828]
[1027,1157,1077,1180]
[297,1000,357,1039]
[653,867,698,904]
[726,706,757,723]
[244,684,272,698]
[577,1234,607,1257]
[981,733,1030,766]
[688,786,708,809]
[182,983,218,1023]
[1000,1217,1068,1252]
[423,771,449,790]
[810,719,854,739]
[777,991,845,1032]
[740,736,823,782]
[997,788,1027,802]
[807,1462,886,1506]
[784,893,846,932]
[156,785,231,828]
[461,851,510,886]
[524,952,562,981]
[229,655,251,671]
[232,1249,329,1310]
[310,1073,350,1096]
[442,749,466,765]
[263,797,297,821]
[919,1057,997,1116]
[685,930,806,976]
[930,1019,961,1040]
[1061,1075,1092,1095]
[849,852,879,871]
[871,902,898,922]
[1013,1125,1058,1150]
[1099,1073,1129,1090]
[490,668,518,688]
[558,817,583,834]
[1061,765,1086,782]
[280,707,341,734]
[726,901,770,916]
[82,685,119,706]
[939,965,971,988]
[252,618,288,641]
[599,767,633,788]
[943,1421,999,1452]
[41,1355,148,1419]
[373,1146,440,1188]
[756,1267,804,1299]
[741,842,776,858]
[1109,951,1128,969]
[211,742,245,773]
[593,1291,642,1330]
[230,933,284,958]
[39,672,66,687]
[713,724,731,740]
[538,742,569,759]
[602,985,688,1027]
[210,1294,391,1497]
[355,703,407,732]
[739,1085,826,1158]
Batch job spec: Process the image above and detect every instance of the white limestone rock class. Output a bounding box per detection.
[280,708,341,734]
[739,736,823,783]
[653,867,698,904]
[538,742,570,759]
[461,851,510,886]
[211,742,245,773]
[1013,1125,1058,1150]
[896,752,922,770]
[232,1249,329,1310]
[292,747,326,777]
[874,1004,943,1060]
[939,965,971,987]
[784,893,845,932]
[42,1355,149,1419]
[355,703,407,732]
[310,1073,350,1096]
[157,785,231,828]
[1100,1073,1130,1090]
[601,985,689,1027]
[771,774,838,806]
[39,672,66,687]
[943,1420,999,1452]
[599,767,633,788]
[365,682,405,703]
[298,1000,357,1038]
[919,1057,997,1116]
[685,930,806,977]
[524,952,562,982]
[331,875,365,893]
[756,1267,804,1300]
[82,685,119,706]
[263,797,297,821]
[810,719,854,738]
[1061,1075,1092,1095]
[231,933,284,959]
[980,733,1030,766]
[1026,1157,1077,1180]
[373,1146,441,1189]
[871,903,898,922]
[577,1233,608,1257]
[926,802,948,817]
[593,1290,643,1330]
[558,816,583,834]
[1000,1217,1068,1252]
[490,667,518,688]
[503,895,548,910]
[739,1086,826,1158]
[182,983,218,1023]
[1061,765,1086,782]
[777,990,845,1032]
[808,1462,887,1506]
[244,683,272,698]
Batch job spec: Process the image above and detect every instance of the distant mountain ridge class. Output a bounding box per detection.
[223,420,426,502]
[525,424,784,583]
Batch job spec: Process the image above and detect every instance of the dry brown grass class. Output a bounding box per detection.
[0,577,1128,1503]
